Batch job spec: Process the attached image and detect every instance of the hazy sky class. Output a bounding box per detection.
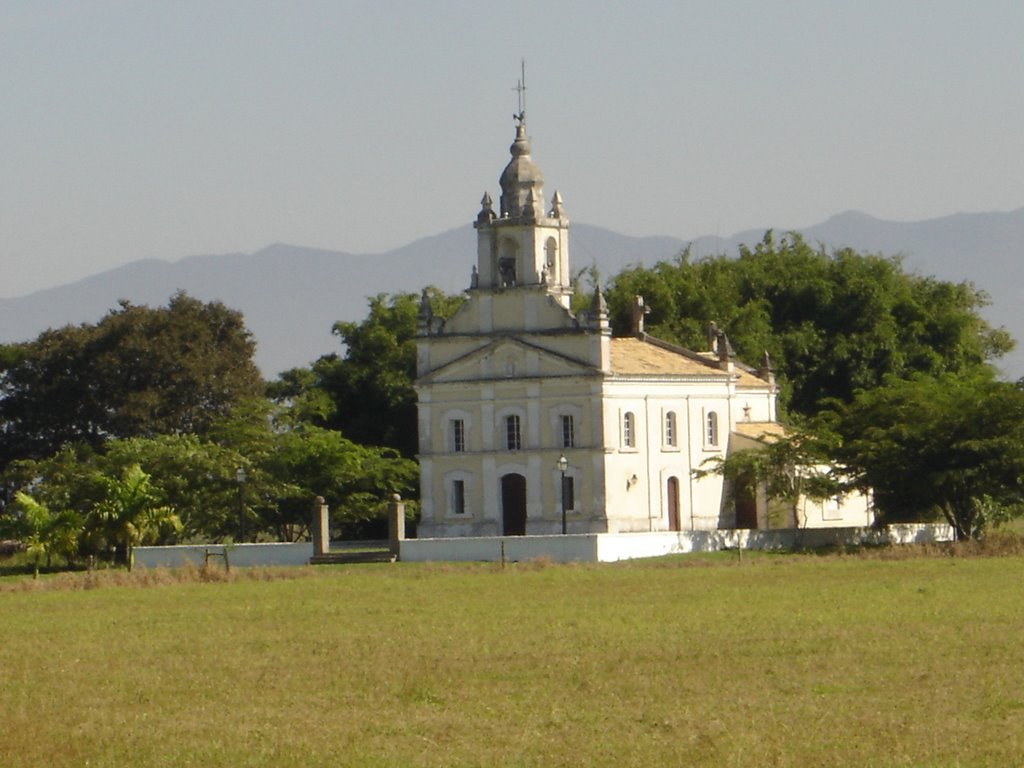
[3,1,1022,298]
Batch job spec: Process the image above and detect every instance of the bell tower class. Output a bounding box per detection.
[473,112,572,309]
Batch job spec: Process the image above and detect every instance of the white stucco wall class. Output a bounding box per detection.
[402,524,954,564]
[798,489,874,528]
[134,542,313,569]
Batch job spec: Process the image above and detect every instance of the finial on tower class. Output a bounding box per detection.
[477,192,495,224]
[513,59,527,126]
[549,190,565,219]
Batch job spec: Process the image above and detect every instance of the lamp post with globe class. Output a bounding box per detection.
[557,454,568,534]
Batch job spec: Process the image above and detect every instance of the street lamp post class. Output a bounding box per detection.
[557,454,568,535]
[235,467,247,542]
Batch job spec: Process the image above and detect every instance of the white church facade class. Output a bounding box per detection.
[414,114,871,538]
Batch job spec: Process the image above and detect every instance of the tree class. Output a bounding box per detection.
[1,444,108,533]
[258,424,419,540]
[1,492,82,578]
[0,292,263,471]
[0,394,420,551]
[269,289,463,458]
[604,233,1012,415]
[694,428,840,529]
[100,434,249,541]
[0,438,231,552]
[824,373,1024,540]
[89,464,182,570]
[206,399,418,539]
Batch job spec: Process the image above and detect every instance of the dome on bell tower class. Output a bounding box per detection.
[499,119,544,219]
[473,109,570,299]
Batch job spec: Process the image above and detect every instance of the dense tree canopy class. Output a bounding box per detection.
[604,232,1012,415]
[0,293,423,563]
[0,400,419,558]
[822,373,1024,539]
[0,293,420,558]
[0,292,263,470]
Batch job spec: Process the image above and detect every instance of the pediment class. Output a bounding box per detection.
[420,337,599,384]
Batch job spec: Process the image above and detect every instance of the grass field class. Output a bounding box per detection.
[1,549,1023,767]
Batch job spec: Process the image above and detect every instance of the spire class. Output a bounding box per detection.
[591,285,609,325]
[499,117,544,219]
[524,188,538,222]
[477,192,495,225]
[549,190,565,219]
[416,288,433,336]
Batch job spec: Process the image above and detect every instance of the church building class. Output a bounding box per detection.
[414,113,869,538]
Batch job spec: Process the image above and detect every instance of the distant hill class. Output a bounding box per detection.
[0,225,688,378]
[1,210,1022,379]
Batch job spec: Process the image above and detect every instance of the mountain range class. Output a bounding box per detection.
[2,208,1022,380]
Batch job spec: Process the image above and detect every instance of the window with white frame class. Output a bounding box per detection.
[706,410,719,447]
[505,414,522,451]
[444,471,472,517]
[561,414,575,448]
[664,411,678,448]
[623,411,636,448]
[451,419,466,453]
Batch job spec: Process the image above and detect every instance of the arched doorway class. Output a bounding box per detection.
[667,476,681,532]
[501,473,527,536]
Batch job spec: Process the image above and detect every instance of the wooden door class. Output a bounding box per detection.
[667,476,681,532]
[501,473,527,536]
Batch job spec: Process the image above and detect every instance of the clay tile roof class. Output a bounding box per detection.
[609,337,716,375]
[609,337,770,387]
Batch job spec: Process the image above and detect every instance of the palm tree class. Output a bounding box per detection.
[7,492,82,578]
[90,464,182,571]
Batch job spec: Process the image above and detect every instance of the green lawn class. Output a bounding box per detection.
[1,552,1022,767]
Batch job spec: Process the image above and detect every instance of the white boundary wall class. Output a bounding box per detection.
[134,524,953,568]
[135,542,313,569]
[400,524,954,564]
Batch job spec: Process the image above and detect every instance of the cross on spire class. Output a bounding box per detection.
[513,59,527,125]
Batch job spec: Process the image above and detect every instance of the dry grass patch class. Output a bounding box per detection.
[0,561,320,593]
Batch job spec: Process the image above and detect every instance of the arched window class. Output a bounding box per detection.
[452,479,466,516]
[664,411,677,448]
[545,237,558,282]
[506,414,522,451]
[706,411,719,447]
[451,419,466,453]
[561,414,575,448]
[498,238,518,287]
[444,409,472,453]
[623,411,636,449]
[551,405,582,450]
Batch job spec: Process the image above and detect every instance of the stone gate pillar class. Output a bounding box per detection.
[312,496,330,557]
[388,493,406,558]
